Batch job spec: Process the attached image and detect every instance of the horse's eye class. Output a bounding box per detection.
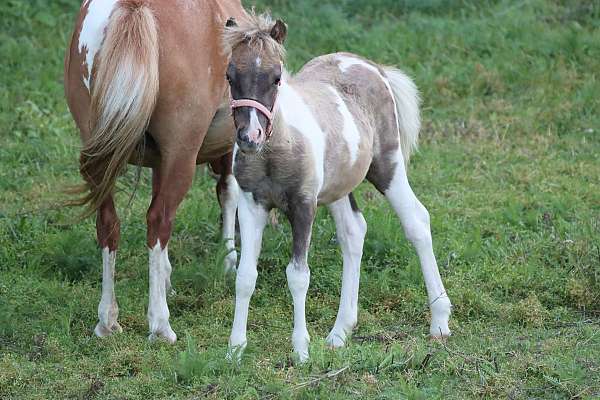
[274,77,281,85]
[225,74,232,83]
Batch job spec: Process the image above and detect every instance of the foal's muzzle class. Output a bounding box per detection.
[237,127,264,154]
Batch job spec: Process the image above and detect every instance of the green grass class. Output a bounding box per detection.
[1,0,599,398]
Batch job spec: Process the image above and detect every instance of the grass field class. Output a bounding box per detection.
[1,0,599,398]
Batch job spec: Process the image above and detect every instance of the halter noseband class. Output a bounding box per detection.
[229,80,281,140]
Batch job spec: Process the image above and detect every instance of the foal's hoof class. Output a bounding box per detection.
[94,321,123,337]
[148,326,177,344]
[224,251,237,274]
[325,330,347,348]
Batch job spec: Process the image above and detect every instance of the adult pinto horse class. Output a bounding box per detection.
[64,0,244,342]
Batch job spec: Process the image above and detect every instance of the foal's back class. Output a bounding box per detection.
[288,53,402,202]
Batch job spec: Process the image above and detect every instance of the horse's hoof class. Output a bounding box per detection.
[94,321,122,337]
[148,326,177,344]
[325,330,347,348]
[224,251,237,274]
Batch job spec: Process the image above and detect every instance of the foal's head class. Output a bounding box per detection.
[223,14,287,154]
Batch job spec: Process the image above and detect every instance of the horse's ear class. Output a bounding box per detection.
[270,19,287,44]
[225,17,237,27]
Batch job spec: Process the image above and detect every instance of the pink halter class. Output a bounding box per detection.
[229,80,281,139]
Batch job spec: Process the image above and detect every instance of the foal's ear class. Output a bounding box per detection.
[270,19,287,44]
[225,17,237,27]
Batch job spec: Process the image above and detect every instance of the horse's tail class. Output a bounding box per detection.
[382,67,421,165]
[73,0,159,217]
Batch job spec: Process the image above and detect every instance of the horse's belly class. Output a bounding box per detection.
[196,111,235,164]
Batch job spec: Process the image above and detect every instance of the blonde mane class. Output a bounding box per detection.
[222,11,286,61]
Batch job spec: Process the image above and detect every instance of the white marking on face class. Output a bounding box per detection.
[255,57,262,67]
[78,0,119,90]
[278,82,325,193]
[337,55,400,136]
[327,86,360,164]
[245,109,263,142]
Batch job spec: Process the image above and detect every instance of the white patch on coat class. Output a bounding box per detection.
[94,247,121,337]
[384,151,451,337]
[327,86,360,164]
[148,240,176,343]
[222,174,240,273]
[278,81,325,194]
[326,196,366,347]
[336,55,400,142]
[78,0,119,90]
[286,260,311,362]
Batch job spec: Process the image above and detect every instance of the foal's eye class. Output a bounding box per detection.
[273,77,281,85]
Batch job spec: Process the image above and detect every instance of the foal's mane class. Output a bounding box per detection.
[222,11,285,60]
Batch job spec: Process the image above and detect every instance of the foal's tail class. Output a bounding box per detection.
[382,67,421,165]
[73,0,159,217]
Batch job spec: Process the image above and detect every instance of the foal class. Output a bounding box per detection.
[223,14,452,361]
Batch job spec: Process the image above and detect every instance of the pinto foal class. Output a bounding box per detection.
[223,14,452,361]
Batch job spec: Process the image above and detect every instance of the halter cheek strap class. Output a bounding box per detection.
[229,80,281,139]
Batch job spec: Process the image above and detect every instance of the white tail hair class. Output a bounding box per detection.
[383,67,421,165]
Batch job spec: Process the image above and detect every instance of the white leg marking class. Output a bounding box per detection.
[287,260,311,362]
[228,192,268,360]
[278,81,325,193]
[95,247,122,337]
[326,197,366,347]
[163,245,174,296]
[385,152,451,337]
[222,174,240,273]
[78,0,119,90]
[148,240,176,343]
[327,86,361,164]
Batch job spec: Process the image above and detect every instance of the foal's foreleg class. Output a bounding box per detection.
[326,194,367,347]
[383,154,452,337]
[228,192,268,359]
[211,153,239,273]
[94,196,122,337]
[286,200,316,362]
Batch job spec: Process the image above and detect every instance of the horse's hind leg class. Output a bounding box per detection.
[94,196,123,337]
[326,193,367,348]
[368,151,452,338]
[210,152,239,273]
[146,153,198,343]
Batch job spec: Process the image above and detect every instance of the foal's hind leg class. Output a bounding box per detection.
[210,152,239,273]
[94,196,123,337]
[370,152,451,338]
[326,194,367,347]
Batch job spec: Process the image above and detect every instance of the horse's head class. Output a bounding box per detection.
[223,14,287,154]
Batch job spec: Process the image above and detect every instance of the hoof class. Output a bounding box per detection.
[224,251,237,274]
[325,330,347,348]
[94,321,122,337]
[226,343,246,363]
[148,326,177,344]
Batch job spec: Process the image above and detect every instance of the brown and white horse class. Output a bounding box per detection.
[64,0,245,342]
[223,14,452,361]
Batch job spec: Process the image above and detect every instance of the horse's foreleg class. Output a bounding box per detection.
[146,155,197,343]
[228,192,268,360]
[94,196,122,337]
[285,200,316,363]
[326,193,366,348]
[211,152,239,273]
